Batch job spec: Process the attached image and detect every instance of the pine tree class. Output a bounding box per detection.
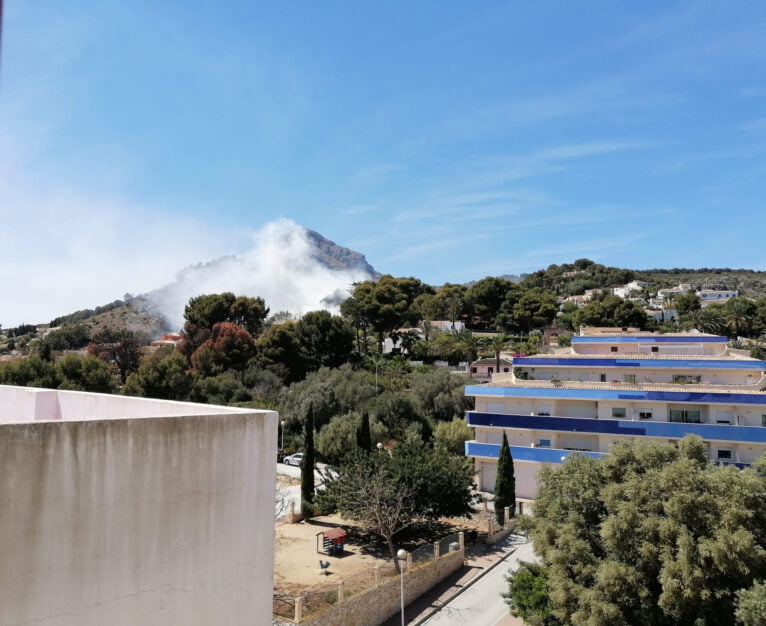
[356,411,372,453]
[494,432,515,525]
[301,405,316,516]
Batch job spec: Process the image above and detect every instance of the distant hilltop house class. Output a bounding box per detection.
[470,357,513,382]
[697,289,739,307]
[561,289,600,308]
[656,283,694,301]
[561,269,587,278]
[651,284,738,309]
[382,320,465,354]
[611,280,649,299]
[430,320,465,332]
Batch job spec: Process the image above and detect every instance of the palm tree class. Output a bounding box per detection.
[398,329,420,354]
[420,319,433,343]
[445,294,463,330]
[725,299,753,338]
[484,334,511,375]
[452,328,479,363]
[686,308,726,335]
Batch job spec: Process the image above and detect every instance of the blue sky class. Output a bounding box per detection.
[1,1,766,325]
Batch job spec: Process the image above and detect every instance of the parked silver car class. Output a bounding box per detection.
[283,453,303,466]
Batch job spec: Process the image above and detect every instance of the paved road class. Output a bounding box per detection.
[275,463,336,518]
[419,536,537,626]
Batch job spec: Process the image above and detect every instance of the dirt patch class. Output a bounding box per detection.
[274,514,385,593]
[273,513,490,595]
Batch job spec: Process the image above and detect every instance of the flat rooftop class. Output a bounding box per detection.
[0,384,255,424]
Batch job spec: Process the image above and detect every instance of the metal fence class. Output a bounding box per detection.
[301,583,340,619]
[273,594,296,620]
[411,542,435,568]
[344,566,377,600]
[377,560,401,582]
[438,532,461,557]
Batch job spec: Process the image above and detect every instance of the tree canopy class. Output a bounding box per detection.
[513,436,766,626]
[318,438,475,562]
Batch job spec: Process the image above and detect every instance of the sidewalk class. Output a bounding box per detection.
[382,533,527,626]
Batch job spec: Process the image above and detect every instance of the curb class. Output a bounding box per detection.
[410,536,524,626]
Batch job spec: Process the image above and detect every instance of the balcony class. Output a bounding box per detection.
[464,441,606,464]
[465,384,766,405]
[486,372,766,392]
[466,411,766,444]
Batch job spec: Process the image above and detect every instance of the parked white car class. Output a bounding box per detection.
[283,453,303,467]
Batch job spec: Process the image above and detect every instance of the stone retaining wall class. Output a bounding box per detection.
[300,548,464,626]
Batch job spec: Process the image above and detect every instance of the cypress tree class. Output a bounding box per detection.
[494,432,515,526]
[301,404,316,516]
[356,411,372,453]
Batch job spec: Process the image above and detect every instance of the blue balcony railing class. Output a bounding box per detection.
[466,412,766,444]
[513,357,766,370]
[465,441,606,463]
[464,385,766,406]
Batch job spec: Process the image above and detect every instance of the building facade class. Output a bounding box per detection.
[0,385,277,626]
[464,331,766,500]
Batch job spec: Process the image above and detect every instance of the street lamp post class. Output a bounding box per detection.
[397,548,407,626]
[280,420,286,455]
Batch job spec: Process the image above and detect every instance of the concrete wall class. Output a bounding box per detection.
[0,409,277,626]
[0,384,231,422]
[301,549,465,626]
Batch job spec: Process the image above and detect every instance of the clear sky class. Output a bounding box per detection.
[1,1,765,325]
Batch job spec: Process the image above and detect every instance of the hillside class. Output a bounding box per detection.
[29,226,379,338]
[634,268,766,298]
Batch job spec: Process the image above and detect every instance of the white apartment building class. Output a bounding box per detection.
[0,385,277,626]
[464,331,766,500]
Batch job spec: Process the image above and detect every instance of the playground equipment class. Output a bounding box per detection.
[316,528,347,556]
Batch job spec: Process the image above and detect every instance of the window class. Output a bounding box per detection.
[715,411,732,424]
[717,449,732,460]
[600,374,606,382]
[503,367,509,373]
[669,409,702,423]
[471,367,477,373]
[612,407,627,418]
[538,439,551,448]
[762,415,766,427]
[488,367,493,374]
[651,346,659,353]
[672,375,701,384]
[638,411,653,420]
[623,374,637,383]
[610,346,618,352]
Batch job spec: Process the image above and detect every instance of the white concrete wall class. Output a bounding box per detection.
[0,385,234,422]
[0,408,276,626]
[479,460,538,500]
[571,343,725,356]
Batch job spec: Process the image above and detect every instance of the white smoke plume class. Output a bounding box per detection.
[148,219,375,331]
